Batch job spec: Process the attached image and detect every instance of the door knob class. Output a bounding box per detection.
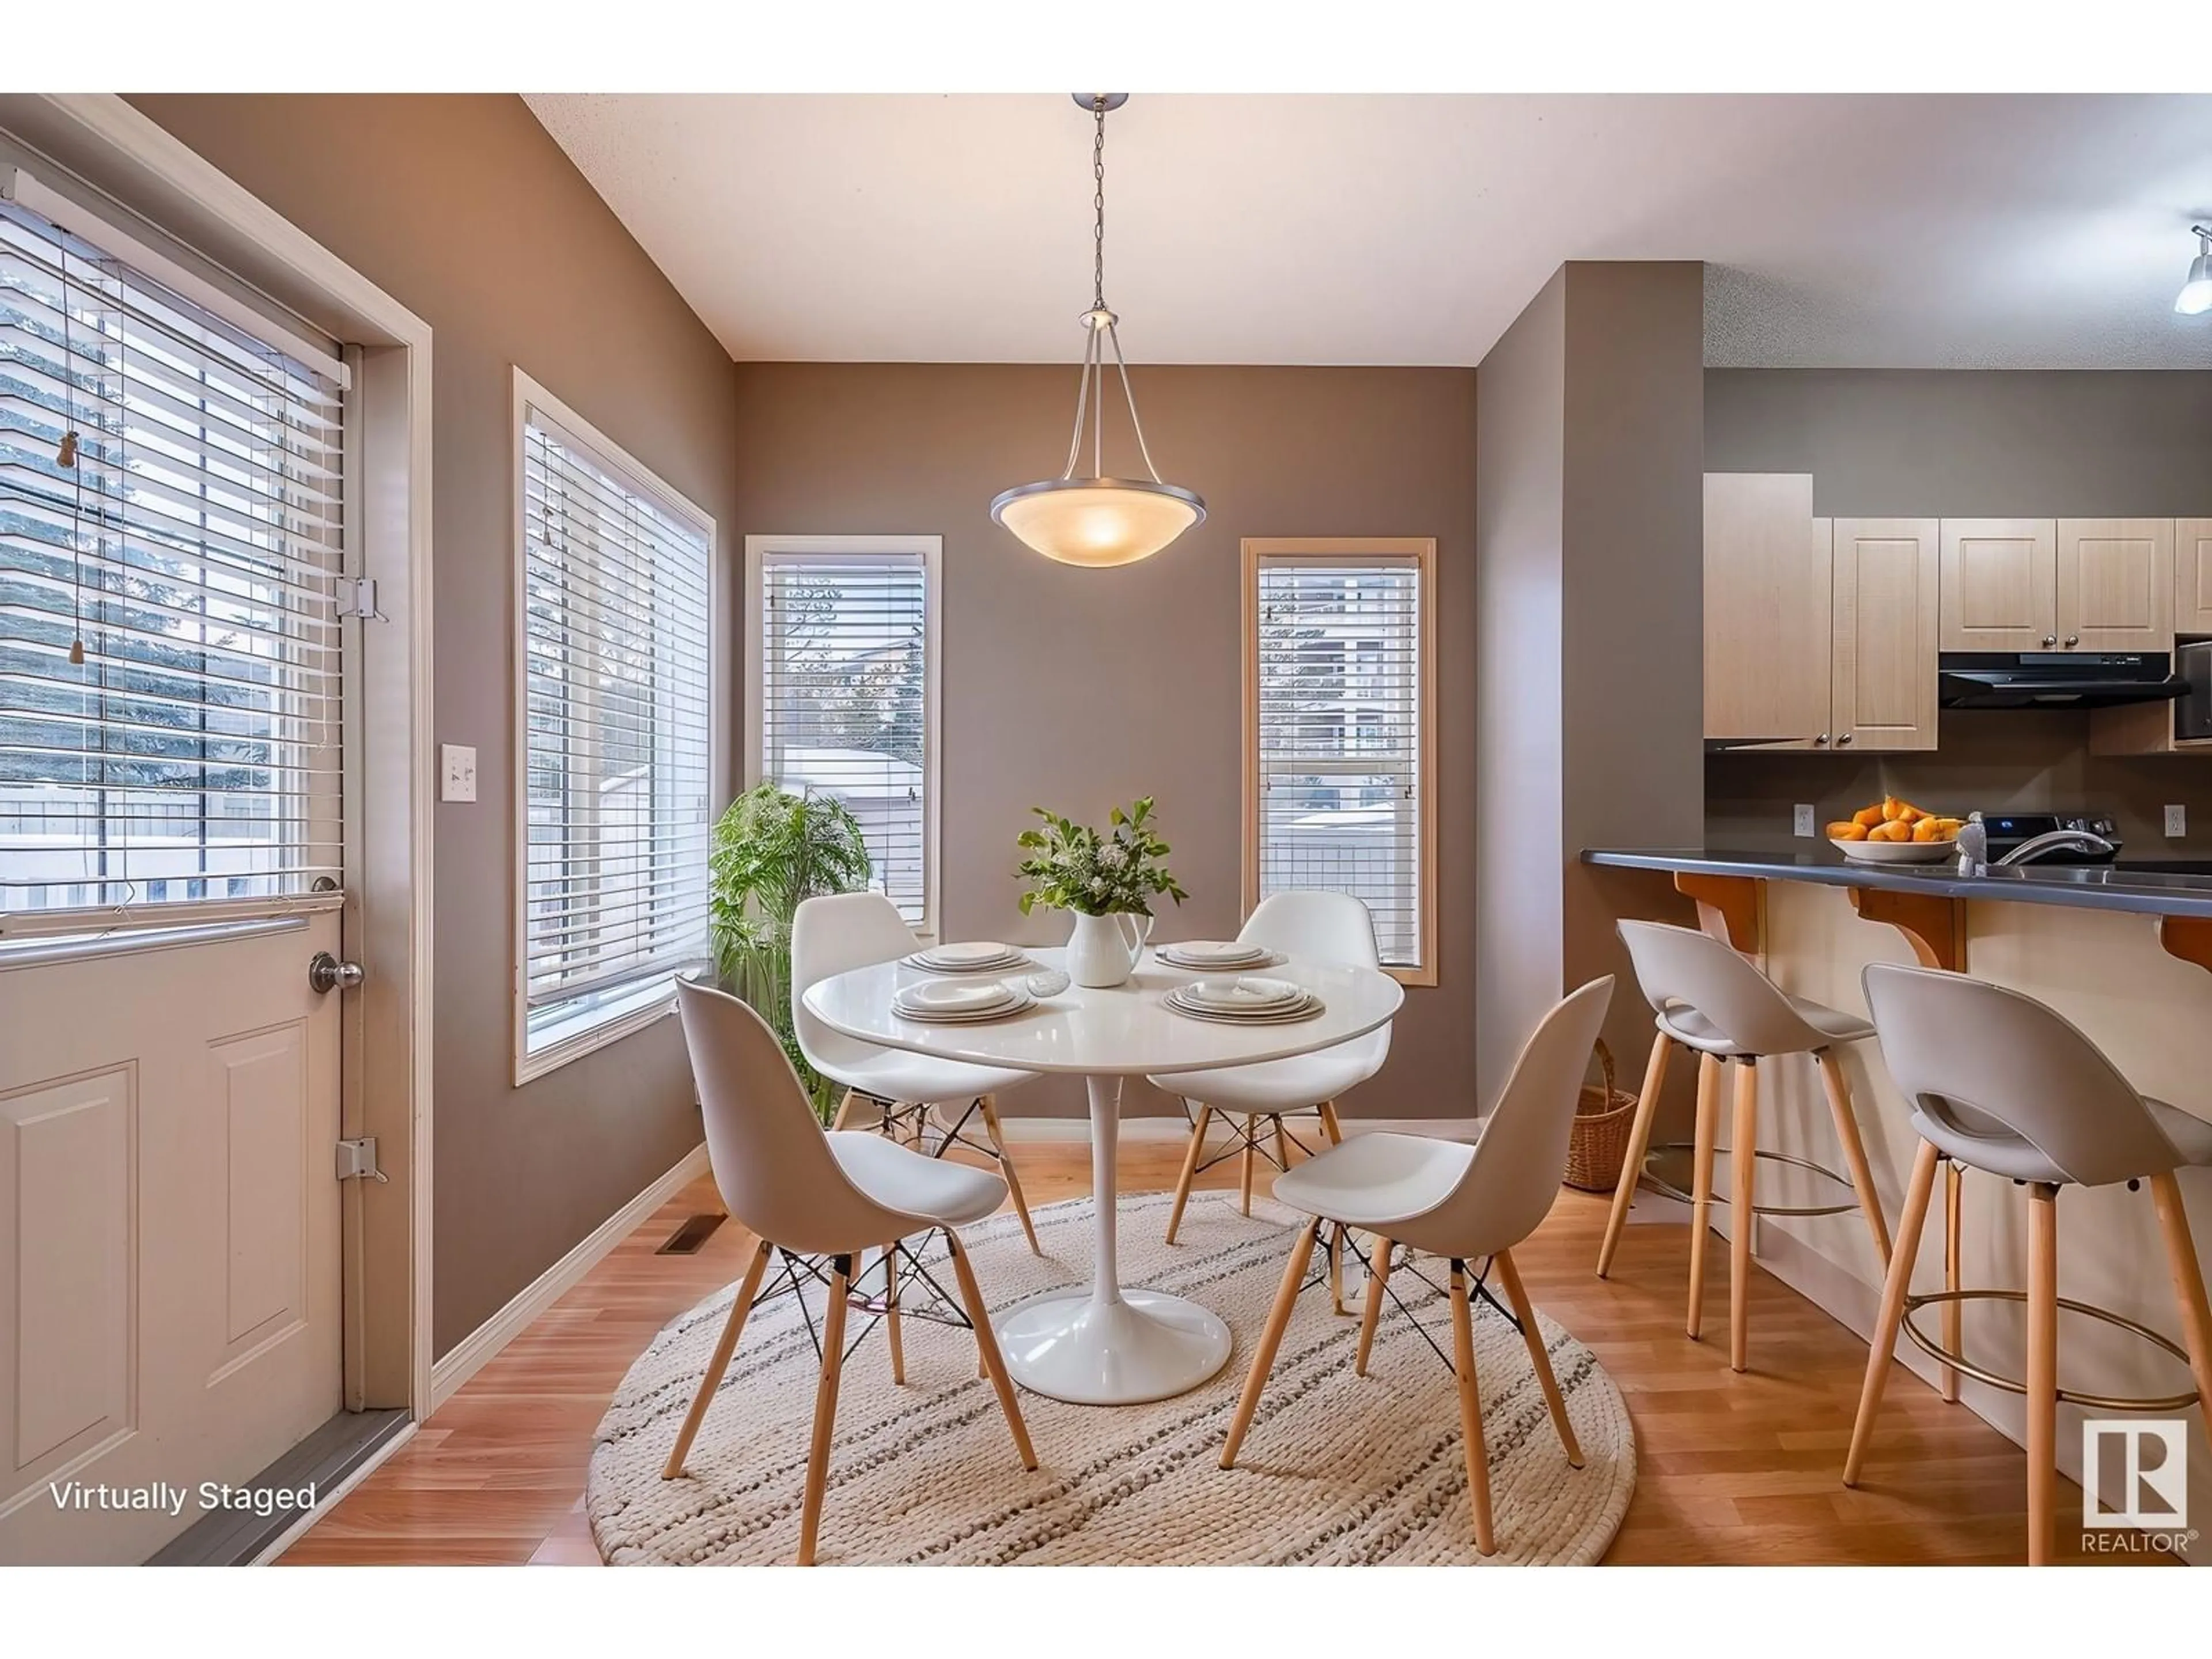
[2063,634,2080,647]
[1837,733,1854,745]
[308,951,365,994]
[2042,635,2057,647]
[1814,733,1830,746]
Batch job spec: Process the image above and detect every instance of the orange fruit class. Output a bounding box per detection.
[1831,822,1869,842]
[1853,805,1885,829]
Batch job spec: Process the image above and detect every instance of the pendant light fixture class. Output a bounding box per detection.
[990,93,1205,568]
[2176,225,2212,316]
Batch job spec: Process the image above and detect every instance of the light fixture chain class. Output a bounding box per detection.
[1092,97,1107,310]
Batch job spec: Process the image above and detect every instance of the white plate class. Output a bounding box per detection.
[904,948,1027,974]
[1179,975,1305,1011]
[1165,994,1321,1025]
[895,979,1018,1016]
[1831,836,1955,865]
[927,941,1017,965]
[894,989,1036,1024]
[1160,940,1268,967]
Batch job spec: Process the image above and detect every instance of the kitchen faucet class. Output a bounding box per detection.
[1956,814,2116,874]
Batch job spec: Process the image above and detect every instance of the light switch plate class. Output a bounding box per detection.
[2166,804,2187,838]
[1793,804,1817,839]
[441,743,478,804]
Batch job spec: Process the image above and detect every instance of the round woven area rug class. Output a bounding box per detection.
[588,1191,1635,1565]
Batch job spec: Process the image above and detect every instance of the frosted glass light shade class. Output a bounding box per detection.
[2177,252,2212,316]
[990,478,1206,568]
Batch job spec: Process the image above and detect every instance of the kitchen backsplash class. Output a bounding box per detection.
[1705,710,2212,854]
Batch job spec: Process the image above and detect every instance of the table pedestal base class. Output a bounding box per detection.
[997,1289,1232,1406]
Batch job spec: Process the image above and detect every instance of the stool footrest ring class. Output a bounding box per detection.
[1899,1287,2203,1414]
[1641,1141,1859,1219]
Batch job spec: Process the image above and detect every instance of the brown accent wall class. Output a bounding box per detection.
[127,96,740,1357]
[730,362,1478,1120]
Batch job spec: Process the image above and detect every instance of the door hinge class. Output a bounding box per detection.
[336,1137,389,1184]
[335,577,385,621]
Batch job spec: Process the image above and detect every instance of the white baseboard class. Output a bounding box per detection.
[427,1142,710,1414]
[997,1114,1484,1144]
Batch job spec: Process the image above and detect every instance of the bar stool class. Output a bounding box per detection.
[1598,920,1894,1374]
[1849,964,2212,1566]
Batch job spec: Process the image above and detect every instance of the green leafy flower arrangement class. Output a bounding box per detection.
[1015,797,1189,918]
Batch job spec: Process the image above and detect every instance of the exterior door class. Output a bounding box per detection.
[1938,518,2058,652]
[2057,517,2173,652]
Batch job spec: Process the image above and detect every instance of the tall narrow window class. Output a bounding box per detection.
[0,197,346,925]
[746,536,938,938]
[1245,538,1437,983]
[516,373,715,1077]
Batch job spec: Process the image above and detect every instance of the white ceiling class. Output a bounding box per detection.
[522,94,2212,369]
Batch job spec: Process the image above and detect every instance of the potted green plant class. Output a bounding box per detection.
[1015,796,1188,987]
[708,782,873,1117]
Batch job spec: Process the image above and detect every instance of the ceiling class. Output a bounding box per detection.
[523,94,2212,370]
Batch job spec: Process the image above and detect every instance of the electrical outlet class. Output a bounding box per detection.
[441,743,478,804]
[1793,804,1817,839]
[2166,804,2187,839]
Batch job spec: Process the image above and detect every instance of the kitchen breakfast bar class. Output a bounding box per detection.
[1581,846,2212,1541]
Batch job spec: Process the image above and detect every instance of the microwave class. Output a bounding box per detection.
[2180,641,2212,743]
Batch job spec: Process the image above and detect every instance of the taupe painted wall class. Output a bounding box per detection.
[1705,368,2212,854]
[730,362,1479,1120]
[130,96,740,1356]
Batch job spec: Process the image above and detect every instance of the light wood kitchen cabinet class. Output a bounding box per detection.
[1939,518,2058,650]
[2175,518,2212,635]
[1832,517,1940,751]
[1703,474,1831,746]
[2056,518,2172,650]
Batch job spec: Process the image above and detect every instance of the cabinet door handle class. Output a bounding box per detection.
[1837,733,1855,745]
[2042,635,2058,647]
[2064,634,2080,647]
[1814,733,1830,746]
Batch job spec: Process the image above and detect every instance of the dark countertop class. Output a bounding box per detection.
[1581,847,2212,922]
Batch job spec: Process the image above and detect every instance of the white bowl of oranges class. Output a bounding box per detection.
[1828,798,1967,864]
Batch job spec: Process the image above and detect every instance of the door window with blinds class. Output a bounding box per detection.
[1245,539,1437,983]
[516,375,714,1075]
[745,536,938,937]
[1,196,347,929]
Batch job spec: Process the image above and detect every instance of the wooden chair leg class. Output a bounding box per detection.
[1942,1160,1963,1404]
[2149,1171,2212,1453]
[1357,1236,1394,1376]
[1597,1029,1671,1279]
[1845,1139,1942,1486]
[1273,1113,1291,1177]
[1448,1259,1497,1556]
[880,1245,904,1385]
[976,1094,1040,1256]
[1816,1050,1892,1266]
[1328,1223,1347,1316]
[662,1238,772,1479]
[1240,1116,1257,1216]
[1495,1248,1581,1468]
[945,1232,1038,1470]
[1164,1103,1211,1245]
[1221,1218,1321,1467]
[796,1255,854,1566]
[830,1089,860,1132]
[1685,1053,1721,1339]
[1317,1100,1344,1145]
[2025,1182,2058,1567]
[1729,1058,1759,1374]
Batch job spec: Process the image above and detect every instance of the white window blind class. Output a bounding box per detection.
[755,546,931,929]
[0,196,346,925]
[520,403,712,1051]
[1253,552,1429,969]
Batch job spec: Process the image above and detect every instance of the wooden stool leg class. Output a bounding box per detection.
[2025,1182,2058,1567]
[1816,1050,1892,1265]
[1448,1259,1497,1556]
[976,1094,1041,1256]
[1845,1138,1942,1486]
[1685,1054,1721,1340]
[945,1232,1038,1471]
[881,1245,905,1385]
[2149,1172,2212,1456]
[797,1255,854,1566]
[1164,1104,1211,1245]
[1496,1248,1581,1467]
[1357,1236,1394,1376]
[1221,1219,1321,1467]
[830,1089,860,1132]
[1597,1029,1671,1279]
[1942,1161,1963,1404]
[1240,1116,1257,1215]
[1728,1058,1759,1373]
[662,1238,773,1479]
[1317,1100,1344,1145]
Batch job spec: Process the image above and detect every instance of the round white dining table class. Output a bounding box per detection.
[801,944,1403,1406]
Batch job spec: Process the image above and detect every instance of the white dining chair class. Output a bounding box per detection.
[792,891,1045,1253]
[1152,892,1393,1267]
[1220,976,1615,1556]
[664,978,1038,1566]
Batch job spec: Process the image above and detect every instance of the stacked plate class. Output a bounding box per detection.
[1163,975,1323,1025]
[903,940,1027,974]
[891,979,1036,1024]
[1157,939,1274,971]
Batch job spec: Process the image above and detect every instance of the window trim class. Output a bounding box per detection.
[743,534,942,945]
[1241,536,1438,987]
[510,367,721,1085]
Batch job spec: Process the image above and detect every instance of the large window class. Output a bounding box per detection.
[1,195,346,925]
[745,536,938,938]
[1245,537,1436,983]
[516,373,714,1077]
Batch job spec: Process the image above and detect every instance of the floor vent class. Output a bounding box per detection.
[656,1212,727,1255]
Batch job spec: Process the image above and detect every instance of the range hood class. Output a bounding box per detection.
[1937,652,2187,710]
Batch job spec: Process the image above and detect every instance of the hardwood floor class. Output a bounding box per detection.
[280,1134,2162,1566]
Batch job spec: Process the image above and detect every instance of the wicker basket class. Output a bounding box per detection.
[1562,1039,1639,1192]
